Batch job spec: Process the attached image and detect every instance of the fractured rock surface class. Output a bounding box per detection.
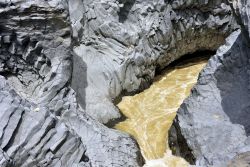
[0,0,72,103]
[0,0,249,166]
[175,30,250,167]
[174,1,250,166]
[0,76,142,167]
[0,1,143,166]
[69,0,237,123]
[230,0,250,40]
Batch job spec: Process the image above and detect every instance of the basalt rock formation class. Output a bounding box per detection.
[0,1,142,167]
[69,0,237,124]
[174,1,250,166]
[0,0,249,167]
[174,30,250,167]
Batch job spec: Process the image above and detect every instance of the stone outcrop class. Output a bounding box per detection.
[174,1,250,166]
[0,0,249,166]
[175,30,250,167]
[0,0,71,103]
[230,0,250,40]
[0,1,143,166]
[0,76,143,167]
[69,0,237,123]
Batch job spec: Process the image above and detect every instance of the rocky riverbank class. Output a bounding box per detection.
[0,0,249,167]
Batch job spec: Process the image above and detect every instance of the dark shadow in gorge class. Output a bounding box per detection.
[118,0,136,23]
[71,53,88,110]
[214,34,250,135]
[105,108,127,128]
[169,120,196,164]
[155,50,215,76]
[112,50,216,109]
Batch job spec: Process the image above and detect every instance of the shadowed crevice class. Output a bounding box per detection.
[118,0,136,23]
[169,118,196,165]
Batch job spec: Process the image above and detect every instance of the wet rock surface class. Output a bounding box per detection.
[0,0,249,167]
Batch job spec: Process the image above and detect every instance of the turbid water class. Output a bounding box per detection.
[115,56,209,167]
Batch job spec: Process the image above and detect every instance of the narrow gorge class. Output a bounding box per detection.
[115,55,209,166]
[0,0,250,167]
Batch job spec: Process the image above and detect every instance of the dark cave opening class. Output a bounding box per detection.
[112,50,216,108]
[155,50,216,76]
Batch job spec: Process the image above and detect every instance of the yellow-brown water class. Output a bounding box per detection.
[115,56,209,167]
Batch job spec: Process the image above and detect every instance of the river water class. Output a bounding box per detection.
[115,56,209,167]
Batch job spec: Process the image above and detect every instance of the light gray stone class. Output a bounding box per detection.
[173,1,250,166]
[0,1,143,166]
[69,0,237,123]
[0,0,249,166]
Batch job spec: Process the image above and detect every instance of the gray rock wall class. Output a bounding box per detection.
[0,0,71,103]
[0,0,249,166]
[0,75,143,167]
[69,0,237,123]
[176,30,250,167]
[230,0,250,39]
[175,1,250,165]
[0,1,143,166]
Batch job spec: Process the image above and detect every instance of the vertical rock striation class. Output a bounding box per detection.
[230,0,250,40]
[0,0,249,166]
[0,1,143,166]
[0,0,72,103]
[69,0,237,124]
[0,75,143,166]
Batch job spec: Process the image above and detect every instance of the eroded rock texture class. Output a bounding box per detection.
[0,76,142,167]
[175,30,250,167]
[0,0,71,103]
[0,1,142,166]
[175,1,250,166]
[69,0,237,123]
[230,0,250,40]
[0,0,249,167]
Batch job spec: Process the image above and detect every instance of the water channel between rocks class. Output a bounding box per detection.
[115,55,209,167]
